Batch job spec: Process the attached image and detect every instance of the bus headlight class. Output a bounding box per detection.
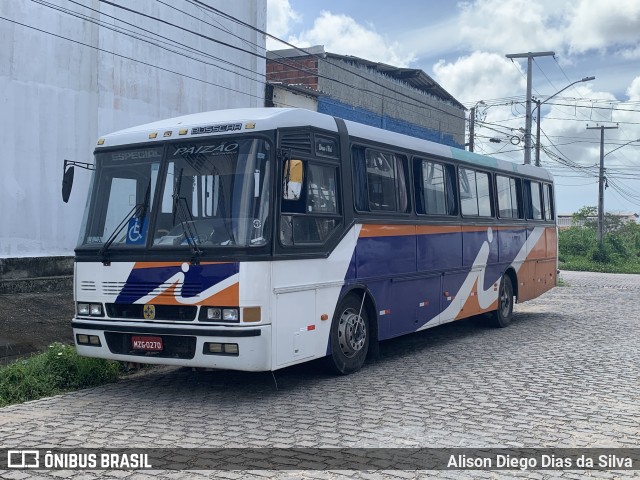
[223,308,239,322]
[77,302,104,317]
[206,307,222,320]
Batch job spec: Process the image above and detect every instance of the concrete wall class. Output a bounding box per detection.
[319,59,465,148]
[0,0,266,259]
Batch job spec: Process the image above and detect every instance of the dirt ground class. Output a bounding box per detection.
[0,291,74,364]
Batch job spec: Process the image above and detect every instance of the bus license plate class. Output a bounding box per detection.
[131,336,163,351]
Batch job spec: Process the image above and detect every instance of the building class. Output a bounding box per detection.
[557,212,639,230]
[0,0,266,291]
[266,45,466,148]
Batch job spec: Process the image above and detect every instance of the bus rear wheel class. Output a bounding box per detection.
[326,293,369,375]
[491,275,514,328]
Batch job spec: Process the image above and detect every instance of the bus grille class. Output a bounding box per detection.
[101,282,202,298]
[104,332,196,359]
[280,131,312,153]
[106,304,197,321]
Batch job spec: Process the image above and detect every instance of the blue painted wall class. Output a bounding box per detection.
[317,96,463,148]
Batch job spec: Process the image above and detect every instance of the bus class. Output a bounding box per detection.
[63,107,556,375]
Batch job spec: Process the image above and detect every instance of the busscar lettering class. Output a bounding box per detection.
[191,123,242,135]
[173,143,239,156]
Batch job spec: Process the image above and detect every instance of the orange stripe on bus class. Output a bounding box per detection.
[359,225,416,238]
[133,261,231,269]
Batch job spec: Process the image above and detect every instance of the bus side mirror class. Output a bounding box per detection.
[62,163,75,203]
[283,159,303,200]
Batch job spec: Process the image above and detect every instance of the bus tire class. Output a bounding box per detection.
[491,275,514,328]
[326,293,370,375]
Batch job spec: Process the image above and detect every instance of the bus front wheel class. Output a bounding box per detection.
[491,275,514,328]
[326,293,370,375]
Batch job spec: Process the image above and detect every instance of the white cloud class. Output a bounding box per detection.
[433,51,525,103]
[287,11,415,66]
[456,0,565,54]
[266,0,301,50]
[626,77,640,101]
[566,0,640,54]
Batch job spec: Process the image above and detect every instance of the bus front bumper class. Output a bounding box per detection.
[72,320,272,371]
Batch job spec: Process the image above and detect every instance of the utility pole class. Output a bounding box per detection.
[535,99,541,166]
[468,107,475,152]
[505,51,555,164]
[586,124,618,245]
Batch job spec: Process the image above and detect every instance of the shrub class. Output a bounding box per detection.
[0,344,122,407]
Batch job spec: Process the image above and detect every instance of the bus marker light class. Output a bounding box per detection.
[149,132,157,139]
[242,307,261,322]
[179,129,188,135]
[163,131,172,137]
[97,138,105,145]
[320,314,328,321]
[245,122,256,129]
[307,325,315,331]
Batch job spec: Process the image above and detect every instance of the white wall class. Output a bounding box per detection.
[0,0,266,257]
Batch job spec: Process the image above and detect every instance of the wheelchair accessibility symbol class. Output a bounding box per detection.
[126,217,148,245]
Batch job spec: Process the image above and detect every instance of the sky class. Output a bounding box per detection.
[266,0,640,215]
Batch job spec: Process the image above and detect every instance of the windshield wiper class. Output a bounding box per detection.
[99,181,151,266]
[172,168,203,263]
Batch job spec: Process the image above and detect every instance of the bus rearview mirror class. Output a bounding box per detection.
[62,165,75,203]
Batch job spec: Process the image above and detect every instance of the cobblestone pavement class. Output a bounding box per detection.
[1,271,639,479]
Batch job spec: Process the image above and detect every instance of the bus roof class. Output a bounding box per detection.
[96,107,552,181]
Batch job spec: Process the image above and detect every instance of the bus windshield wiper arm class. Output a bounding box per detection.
[172,168,203,261]
[99,181,151,266]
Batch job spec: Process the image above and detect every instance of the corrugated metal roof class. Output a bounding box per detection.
[325,52,466,110]
[267,46,466,111]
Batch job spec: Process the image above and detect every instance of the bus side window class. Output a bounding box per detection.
[496,175,522,219]
[459,168,492,217]
[525,180,543,220]
[544,183,554,220]
[414,158,457,216]
[353,147,409,213]
[280,159,341,246]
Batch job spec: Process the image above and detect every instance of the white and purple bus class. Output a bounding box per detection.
[64,108,556,374]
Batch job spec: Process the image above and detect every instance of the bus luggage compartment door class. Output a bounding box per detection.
[274,290,317,367]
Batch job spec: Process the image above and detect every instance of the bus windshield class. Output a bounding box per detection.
[79,138,272,249]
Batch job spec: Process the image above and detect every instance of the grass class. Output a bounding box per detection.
[0,343,122,408]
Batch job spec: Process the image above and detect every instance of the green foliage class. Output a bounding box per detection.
[0,344,122,408]
[559,206,640,273]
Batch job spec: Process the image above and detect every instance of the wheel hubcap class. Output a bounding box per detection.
[337,308,366,358]
[500,283,511,317]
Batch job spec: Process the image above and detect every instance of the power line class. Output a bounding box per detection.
[0,15,267,102]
